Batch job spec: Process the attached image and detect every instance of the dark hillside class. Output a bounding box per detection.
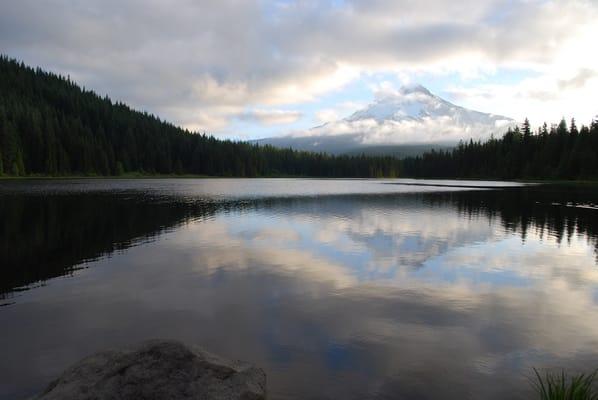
[0,56,399,178]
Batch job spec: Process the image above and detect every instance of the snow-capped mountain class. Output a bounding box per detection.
[256,84,516,155]
[345,84,510,126]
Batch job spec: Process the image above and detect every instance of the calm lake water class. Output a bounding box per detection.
[1,178,598,399]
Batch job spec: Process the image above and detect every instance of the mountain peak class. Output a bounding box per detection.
[346,85,513,128]
[258,85,516,153]
[399,83,432,96]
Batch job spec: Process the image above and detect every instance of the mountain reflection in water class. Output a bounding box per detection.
[1,179,597,400]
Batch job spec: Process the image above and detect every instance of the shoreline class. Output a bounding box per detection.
[1,175,597,185]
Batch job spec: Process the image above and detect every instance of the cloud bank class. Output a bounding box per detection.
[237,109,303,125]
[1,0,596,135]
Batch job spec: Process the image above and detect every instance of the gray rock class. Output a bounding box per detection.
[34,340,266,400]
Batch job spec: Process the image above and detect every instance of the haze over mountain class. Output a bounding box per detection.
[257,84,515,155]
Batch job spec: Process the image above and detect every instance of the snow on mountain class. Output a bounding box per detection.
[257,84,516,154]
[346,84,511,126]
[346,84,435,123]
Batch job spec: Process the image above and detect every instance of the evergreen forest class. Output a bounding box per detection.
[1,55,597,180]
[402,118,598,180]
[0,56,399,178]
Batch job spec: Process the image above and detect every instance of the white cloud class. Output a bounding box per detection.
[237,109,303,125]
[447,68,598,126]
[314,109,340,124]
[292,84,516,144]
[305,117,513,144]
[314,101,367,125]
[1,0,596,133]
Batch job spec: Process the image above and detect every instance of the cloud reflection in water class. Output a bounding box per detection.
[1,183,598,400]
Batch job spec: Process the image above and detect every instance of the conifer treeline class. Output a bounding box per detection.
[0,56,399,178]
[402,118,598,180]
[3,56,597,180]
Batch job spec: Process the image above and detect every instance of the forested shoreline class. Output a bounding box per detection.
[402,118,598,180]
[0,56,399,178]
[1,55,597,181]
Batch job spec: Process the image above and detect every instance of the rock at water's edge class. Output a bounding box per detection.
[34,339,266,400]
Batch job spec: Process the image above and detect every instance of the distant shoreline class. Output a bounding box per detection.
[1,175,598,186]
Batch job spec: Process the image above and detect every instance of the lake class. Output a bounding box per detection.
[1,178,598,399]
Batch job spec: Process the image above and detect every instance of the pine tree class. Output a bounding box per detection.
[522,118,531,139]
[400,117,598,181]
[570,118,578,136]
[2,55,597,181]
[541,122,548,136]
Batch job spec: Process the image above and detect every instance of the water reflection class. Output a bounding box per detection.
[1,180,598,400]
[0,193,221,297]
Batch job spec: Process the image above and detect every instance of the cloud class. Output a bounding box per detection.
[237,109,303,125]
[4,192,598,399]
[314,101,367,125]
[305,117,513,145]
[446,66,598,125]
[292,85,516,144]
[558,68,597,90]
[1,0,597,133]
[314,109,340,124]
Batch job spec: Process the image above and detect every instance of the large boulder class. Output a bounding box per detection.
[34,340,266,400]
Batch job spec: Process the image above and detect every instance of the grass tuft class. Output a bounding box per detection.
[532,368,598,400]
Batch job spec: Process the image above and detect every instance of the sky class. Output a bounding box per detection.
[1,0,597,141]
